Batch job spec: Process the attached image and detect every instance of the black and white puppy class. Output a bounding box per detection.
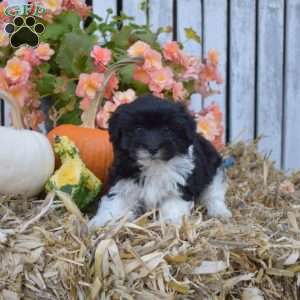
[89,95,231,227]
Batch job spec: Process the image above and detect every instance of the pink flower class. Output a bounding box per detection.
[0,68,8,91]
[113,89,136,105]
[76,72,104,99]
[96,101,117,129]
[149,67,173,94]
[181,56,202,81]
[96,109,111,129]
[127,41,151,58]
[8,84,30,107]
[162,41,181,62]
[79,97,91,111]
[0,25,9,47]
[96,89,137,129]
[42,0,63,14]
[200,63,223,83]
[208,49,219,65]
[63,0,91,17]
[197,103,224,150]
[143,48,162,71]
[91,46,112,72]
[172,82,187,101]
[15,46,40,66]
[104,73,119,99]
[34,43,55,61]
[0,1,9,23]
[162,41,189,66]
[4,57,31,84]
[133,66,150,85]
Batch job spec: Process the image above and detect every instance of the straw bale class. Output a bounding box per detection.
[1,141,300,299]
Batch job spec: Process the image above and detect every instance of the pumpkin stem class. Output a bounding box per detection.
[0,90,24,129]
[81,57,144,128]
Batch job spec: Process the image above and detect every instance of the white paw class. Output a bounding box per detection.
[207,204,232,219]
[88,215,108,229]
[159,198,193,225]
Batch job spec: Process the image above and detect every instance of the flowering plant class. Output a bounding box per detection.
[0,0,224,149]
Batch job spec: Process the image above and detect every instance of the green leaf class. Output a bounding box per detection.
[42,22,66,41]
[118,64,134,86]
[36,63,51,73]
[55,32,96,76]
[111,25,132,49]
[36,74,56,96]
[184,27,201,44]
[131,28,158,47]
[41,11,81,41]
[85,20,98,34]
[73,53,93,75]
[57,106,82,125]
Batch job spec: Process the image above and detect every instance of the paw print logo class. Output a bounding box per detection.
[4,16,45,48]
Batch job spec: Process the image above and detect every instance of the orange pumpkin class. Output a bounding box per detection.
[48,125,113,183]
[47,58,143,184]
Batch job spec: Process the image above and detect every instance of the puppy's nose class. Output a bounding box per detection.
[148,147,159,155]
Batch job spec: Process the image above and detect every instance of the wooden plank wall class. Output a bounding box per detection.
[2,0,300,171]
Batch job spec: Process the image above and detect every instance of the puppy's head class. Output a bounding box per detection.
[108,95,196,162]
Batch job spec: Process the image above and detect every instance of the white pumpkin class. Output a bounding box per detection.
[0,90,55,197]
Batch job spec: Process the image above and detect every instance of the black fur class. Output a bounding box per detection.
[107,95,222,202]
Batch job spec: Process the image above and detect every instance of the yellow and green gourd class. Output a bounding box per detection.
[46,136,101,209]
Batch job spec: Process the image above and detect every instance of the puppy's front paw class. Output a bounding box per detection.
[160,198,193,225]
[88,215,108,229]
[207,204,232,219]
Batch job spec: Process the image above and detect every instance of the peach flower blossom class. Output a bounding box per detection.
[63,0,91,17]
[143,48,162,71]
[163,41,181,61]
[96,101,117,129]
[113,89,136,105]
[200,64,223,83]
[149,67,173,94]
[197,103,224,150]
[181,56,202,81]
[8,83,33,107]
[34,43,55,61]
[76,72,104,99]
[97,89,137,129]
[172,82,187,101]
[0,69,8,90]
[0,29,9,47]
[133,66,150,85]
[91,46,112,72]
[96,109,111,129]
[0,1,9,23]
[208,48,219,65]
[40,0,63,14]
[4,57,31,84]
[104,73,119,99]
[127,41,150,58]
[15,47,40,66]
[79,97,90,111]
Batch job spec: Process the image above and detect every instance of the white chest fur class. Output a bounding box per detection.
[138,147,195,209]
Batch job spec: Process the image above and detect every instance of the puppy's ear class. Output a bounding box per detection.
[175,103,196,142]
[108,110,123,148]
